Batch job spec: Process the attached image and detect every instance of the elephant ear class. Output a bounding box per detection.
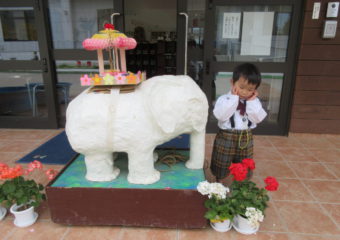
[188,97,208,132]
[147,80,180,133]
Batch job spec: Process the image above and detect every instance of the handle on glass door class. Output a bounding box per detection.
[111,13,120,25]
[205,61,210,74]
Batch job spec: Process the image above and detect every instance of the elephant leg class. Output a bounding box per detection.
[153,152,159,163]
[127,149,160,184]
[186,130,205,169]
[84,152,120,182]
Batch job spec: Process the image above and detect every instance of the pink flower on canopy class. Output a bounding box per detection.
[82,38,110,50]
[115,73,126,84]
[80,74,92,86]
[113,37,137,49]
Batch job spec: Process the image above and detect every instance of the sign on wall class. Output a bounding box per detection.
[240,12,274,56]
[222,12,241,39]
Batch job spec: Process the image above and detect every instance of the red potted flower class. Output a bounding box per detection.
[228,158,279,235]
[0,161,57,227]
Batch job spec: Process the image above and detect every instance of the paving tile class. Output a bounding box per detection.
[307,149,340,163]
[205,134,216,146]
[275,202,340,235]
[288,162,336,180]
[324,163,340,179]
[289,234,340,240]
[324,135,340,148]
[275,148,318,162]
[255,161,297,178]
[178,228,231,240]
[0,217,16,240]
[290,135,337,149]
[64,226,122,240]
[7,221,68,240]
[232,232,290,240]
[259,202,287,232]
[269,179,314,201]
[119,227,177,240]
[321,204,340,226]
[267,136,304,148]
[0,152,27,164]
[0,129,60,141]
[253,135,274,148]
[0,140,42,153]
[303,180,340,203]
[254,148,284,162]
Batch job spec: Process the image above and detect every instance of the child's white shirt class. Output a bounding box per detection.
[213,91,267,130]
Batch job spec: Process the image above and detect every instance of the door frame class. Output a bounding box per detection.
[113,0,187,75]
[203,0,304,135]
[0,0,58,128]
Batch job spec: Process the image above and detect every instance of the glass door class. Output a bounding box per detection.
[203,0,303,135]
[48,0,115,127]
[0,0,58,128]
[114,0,187,77]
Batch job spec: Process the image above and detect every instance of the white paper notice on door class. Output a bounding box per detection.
[222,13,241,39]
[240,12,274,56]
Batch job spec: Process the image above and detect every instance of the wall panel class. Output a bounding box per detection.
[291,0,340,133]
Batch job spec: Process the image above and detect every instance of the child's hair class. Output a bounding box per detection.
[232,63,261,88]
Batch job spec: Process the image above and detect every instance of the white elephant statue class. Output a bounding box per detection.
[65,75,208,184]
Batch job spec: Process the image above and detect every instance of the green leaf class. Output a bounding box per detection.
[204,210,218,220]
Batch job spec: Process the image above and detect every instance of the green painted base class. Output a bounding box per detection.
[52,150,205,190]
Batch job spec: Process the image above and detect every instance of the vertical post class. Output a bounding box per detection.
[120,49,126,72]
[179,12,188,75]
[114,47,120,71]
[97,49,105,74]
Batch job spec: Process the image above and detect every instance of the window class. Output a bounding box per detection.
[0,9,37,41]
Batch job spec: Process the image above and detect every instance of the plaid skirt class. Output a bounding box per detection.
[210,129,253,179]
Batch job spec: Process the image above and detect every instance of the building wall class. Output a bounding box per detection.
[290,0,340,133]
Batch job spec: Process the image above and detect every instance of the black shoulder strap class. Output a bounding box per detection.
[230,100,252,128]
[230,114,235,128]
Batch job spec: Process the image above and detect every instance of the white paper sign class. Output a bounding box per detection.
[240,12,274,56]
[222,13,241,39]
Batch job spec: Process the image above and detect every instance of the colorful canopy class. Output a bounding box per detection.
[82,24,137,50]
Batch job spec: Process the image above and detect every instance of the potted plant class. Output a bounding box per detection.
[197,180,233,232]
[228,158,279,235]
[0,183,6,221]
[0,161,57,227]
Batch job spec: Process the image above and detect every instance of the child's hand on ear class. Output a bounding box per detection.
[231,85,238,96]
[248,90,258,101]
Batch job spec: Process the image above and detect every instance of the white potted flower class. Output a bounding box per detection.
[197,181,233,232]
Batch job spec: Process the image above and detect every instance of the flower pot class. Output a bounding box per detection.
[210,219,232,232]
[0,206,7,221]
[232,214,259,235]
[10,204,38,227]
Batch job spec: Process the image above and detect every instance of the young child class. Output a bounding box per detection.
[210,63,267,183]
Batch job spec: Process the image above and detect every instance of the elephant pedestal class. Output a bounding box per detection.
[46,151,208,228]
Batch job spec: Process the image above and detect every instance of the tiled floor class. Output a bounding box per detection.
[0,129,339,240]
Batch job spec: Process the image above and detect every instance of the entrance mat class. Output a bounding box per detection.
[16,131,77,165]
[51,150,205,190]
